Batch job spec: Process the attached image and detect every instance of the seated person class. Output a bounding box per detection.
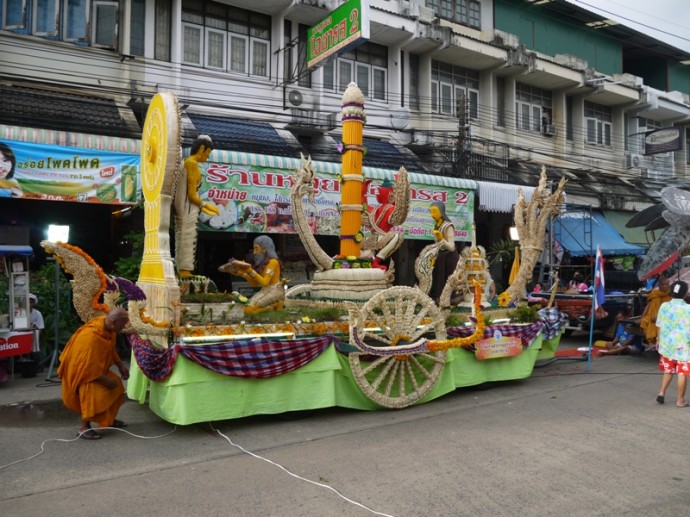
[218,235,284,314]
[567,272,589,292]
[597,312,645,356]
[639,274,671,349]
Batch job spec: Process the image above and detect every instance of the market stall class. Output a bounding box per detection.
[0,245,35,382]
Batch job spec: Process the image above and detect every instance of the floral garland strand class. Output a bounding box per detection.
[427,283,486,352]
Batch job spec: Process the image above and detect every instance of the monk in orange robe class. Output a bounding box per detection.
[58,308,130,440]
[640,275,671,348]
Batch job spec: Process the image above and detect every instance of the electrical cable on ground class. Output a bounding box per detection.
[210,424,396,517]
[0,425,178,471]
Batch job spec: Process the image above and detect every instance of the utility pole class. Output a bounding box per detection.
[454,91,471,177]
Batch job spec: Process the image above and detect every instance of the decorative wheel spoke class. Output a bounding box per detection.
[349,286,447,408]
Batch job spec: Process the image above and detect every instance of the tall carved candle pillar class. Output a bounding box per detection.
[339,83,366,258]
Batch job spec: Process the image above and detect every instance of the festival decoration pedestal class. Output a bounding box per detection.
[126,334,545,425]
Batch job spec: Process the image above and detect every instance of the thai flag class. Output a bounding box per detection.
[594,245,605,310]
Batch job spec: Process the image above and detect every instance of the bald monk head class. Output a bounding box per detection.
[104,307,129,333]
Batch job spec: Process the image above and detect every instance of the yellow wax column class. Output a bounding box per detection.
[340,83,366,257]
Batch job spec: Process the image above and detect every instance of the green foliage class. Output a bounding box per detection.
[507,303,540,323]
[30,262,82,356]
[487,238,516,266]
[112,229,144,281]
[446,310,495,328]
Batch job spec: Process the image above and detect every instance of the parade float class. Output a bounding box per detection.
[41,85,568,424]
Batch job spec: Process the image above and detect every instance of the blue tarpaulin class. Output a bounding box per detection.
[555,210,645,257]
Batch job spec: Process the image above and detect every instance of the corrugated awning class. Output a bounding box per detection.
[188,114,298,157]
[477,181,534,212]
[0,84,141,139]
[0,124,140,153]
[555,209,645,257]
[209,150,477,190]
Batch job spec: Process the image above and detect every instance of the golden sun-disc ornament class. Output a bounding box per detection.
[141,94,175,203]
[137,92,182,324]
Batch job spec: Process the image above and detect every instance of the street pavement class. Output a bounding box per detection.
[1,333,689,516]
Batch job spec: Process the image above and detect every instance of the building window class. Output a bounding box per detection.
[130,0,145,56]
[515,83,552,133]
[566,96,573,141]
[431,62,479,119]
[154,0,171,61]
[91,1,118,48]
[181,0,270,78]
[65,0,88,41]
[496,76,505,127]
[584,101,612,146]
[283,20,293,84]
[409,53,420,110]
[297,24,311,88]
[636,117,662,153]
[322,42,388,101]
[34,0,59,36]
[3,0,27,29]
[2,0,118,48]
[426,0,481,29]
[283,22,311,88]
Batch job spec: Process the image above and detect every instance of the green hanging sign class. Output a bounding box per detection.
[307,0,370,69]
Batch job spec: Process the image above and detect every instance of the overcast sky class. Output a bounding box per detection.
[567,0,690,53]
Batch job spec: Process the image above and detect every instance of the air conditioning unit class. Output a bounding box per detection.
[313,112,337,132]
[542,123,556,137]
[640,168,652,179]
[286,89,315,110]
[410,130,433,146]
[626,154,643,169]
[289,110,336,132]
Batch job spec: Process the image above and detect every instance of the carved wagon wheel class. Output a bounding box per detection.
[349,286,447,409]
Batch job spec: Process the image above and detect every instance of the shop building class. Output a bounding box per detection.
[1,0,690,287]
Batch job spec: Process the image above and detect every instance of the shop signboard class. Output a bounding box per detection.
[307,0,370,69]
[1,139,139,204]
[644,127,682,155]
[196,161,474,242]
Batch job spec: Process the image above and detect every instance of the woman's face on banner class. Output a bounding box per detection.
[0,150,12,178]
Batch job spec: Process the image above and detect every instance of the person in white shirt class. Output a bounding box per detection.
[29,293,44,355]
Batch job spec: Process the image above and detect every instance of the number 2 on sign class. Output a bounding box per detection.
[350,9,359,33]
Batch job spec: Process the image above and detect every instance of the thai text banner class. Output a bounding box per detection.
[644,127,682,155]
[198,161,474,242]
[3,140,139,204]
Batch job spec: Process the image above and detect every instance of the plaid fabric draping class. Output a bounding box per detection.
[447,321,545,350]
[537,307,569,340]
[130,334,336,381]
[129,334,178,381]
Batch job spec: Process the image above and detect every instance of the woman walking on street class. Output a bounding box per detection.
[655,280,690,407]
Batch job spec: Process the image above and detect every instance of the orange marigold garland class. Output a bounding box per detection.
[427,283,485,352]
